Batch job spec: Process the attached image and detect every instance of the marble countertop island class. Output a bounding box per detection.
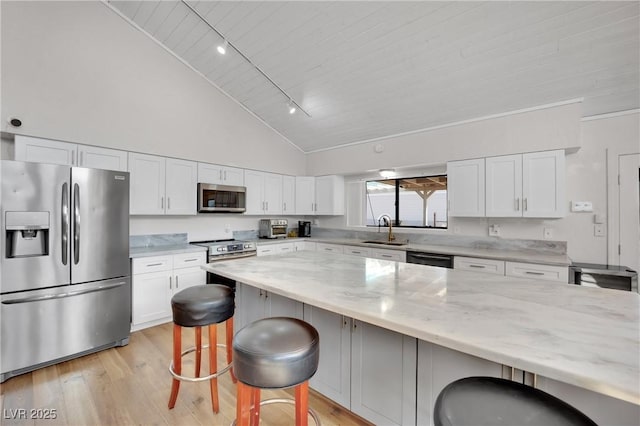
[205,251,639,405]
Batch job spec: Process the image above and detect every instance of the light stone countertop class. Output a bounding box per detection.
[129,244,206,258]
[254,237,571,266]
[204,251,639,405]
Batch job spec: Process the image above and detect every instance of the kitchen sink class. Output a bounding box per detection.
[361,240,408,246]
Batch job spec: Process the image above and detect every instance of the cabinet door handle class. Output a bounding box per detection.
[175,275,179,288]
[79,151,83,166]
[524,198,528,211]
[169,276,172,290]
[183,258,198,262]
[283,202,286,211]
[167,197,171,210]
[525,271,544,276]
[71,151,76,165]
[266,201,268,211]
[469,264,486,268]
[146,262,163,267]
[352,320,357,331]
[224,171,227,181]
[341,315,347,329]
[220,170,223,181]
[515,198,520,211]
[161,197,164,209]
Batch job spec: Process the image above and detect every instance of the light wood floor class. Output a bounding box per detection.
[0,322,371,425]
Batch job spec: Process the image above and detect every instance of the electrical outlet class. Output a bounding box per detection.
[594,224,605,237]
[543,228,553,240]
[488,224,500,237]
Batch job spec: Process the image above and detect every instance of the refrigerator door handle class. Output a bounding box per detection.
[1,281,128,304]
[62,182,69,265]
[73,183,80,265]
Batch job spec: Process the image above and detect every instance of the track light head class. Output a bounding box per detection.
[217,39,228,55]
[287,100,296,115]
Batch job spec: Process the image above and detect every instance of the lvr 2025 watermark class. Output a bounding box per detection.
[3,408,57,420]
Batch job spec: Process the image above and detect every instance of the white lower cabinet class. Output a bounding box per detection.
[131,252,206,330]
[235,283,303,331]
[294,241,316,251]
[416,340,504,426]
[454,256,505,275]
[535,375,640,426]
[257,242,294,256]
[343,245,372,257]
[371,248,406,262]
[505,261,568,282]
[315,242,345,254]
[304,305,416,426]
[304,306,352,408]
[351,320,417,426]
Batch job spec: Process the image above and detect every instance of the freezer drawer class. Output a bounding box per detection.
[0,277,131,382]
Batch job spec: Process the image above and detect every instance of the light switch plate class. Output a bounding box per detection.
[594,224,605,237]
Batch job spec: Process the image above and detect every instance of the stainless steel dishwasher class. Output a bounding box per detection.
[406,251,454,268]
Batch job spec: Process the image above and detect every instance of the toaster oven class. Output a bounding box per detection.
[259,219,288,239]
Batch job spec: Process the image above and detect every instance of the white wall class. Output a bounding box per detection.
[0,1,307,238]
[306,102,582,176]
[0,1,305,175]
[319,109,640,265]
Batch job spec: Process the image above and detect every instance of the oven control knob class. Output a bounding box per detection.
[244,244,252,249]
[217,247,225,252]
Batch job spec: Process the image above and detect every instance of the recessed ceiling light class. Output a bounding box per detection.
[287,100,297,115]
[379,169,396,178]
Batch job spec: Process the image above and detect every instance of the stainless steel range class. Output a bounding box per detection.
[191,239,257,287]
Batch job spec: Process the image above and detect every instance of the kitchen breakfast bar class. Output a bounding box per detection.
[204,251,640,426]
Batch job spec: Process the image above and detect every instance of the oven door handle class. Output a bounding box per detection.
[208,252,257,262]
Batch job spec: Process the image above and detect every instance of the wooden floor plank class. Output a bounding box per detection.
[1,323,372,425]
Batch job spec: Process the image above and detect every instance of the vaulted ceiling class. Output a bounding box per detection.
[108,1,640,153]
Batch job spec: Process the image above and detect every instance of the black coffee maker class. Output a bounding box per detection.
[298,221,311,237]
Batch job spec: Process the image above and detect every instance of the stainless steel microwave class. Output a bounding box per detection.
[197,183,246,213]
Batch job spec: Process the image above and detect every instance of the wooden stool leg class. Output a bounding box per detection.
[195,326,202,378]
[226,317,237,383]
[236,382,251,426]
[168,324,182,409]
[250,388,261,426]
[208,323,219,413]
[295,381,309,426]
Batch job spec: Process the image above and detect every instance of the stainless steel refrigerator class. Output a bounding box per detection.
[1,160,131,382]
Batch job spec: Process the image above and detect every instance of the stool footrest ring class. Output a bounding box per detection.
[168,343,232,383]
[230,398,321,426]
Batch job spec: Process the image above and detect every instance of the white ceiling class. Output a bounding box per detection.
[108,1,640,153]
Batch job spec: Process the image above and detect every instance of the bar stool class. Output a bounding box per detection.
[168,284,235,413]
[433,376,598,426]
[232,317,320,426]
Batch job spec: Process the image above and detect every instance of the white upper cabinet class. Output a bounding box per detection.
[165,158,197,215]
[15,135,127,171]
[129,153,196,215]
[295,175,344,216]
[295,176,316,215]
[282,175,296,215]
[522,150,565,218]
[197,162,244,186]
[316,175,345,215]
[447,158,485,217]
[244,170,282,215]
[77,145,128,171]
[15,135,76,166]
[486,150,565,218]
[129,153,165,215]
[485,154,522,217]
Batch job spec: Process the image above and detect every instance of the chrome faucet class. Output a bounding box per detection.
[377,214,395,242]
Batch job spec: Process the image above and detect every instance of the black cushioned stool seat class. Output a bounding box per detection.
[171,284,234,327]
[168,284,236,414]
[434,376,598,426]
[233,317,320,426]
